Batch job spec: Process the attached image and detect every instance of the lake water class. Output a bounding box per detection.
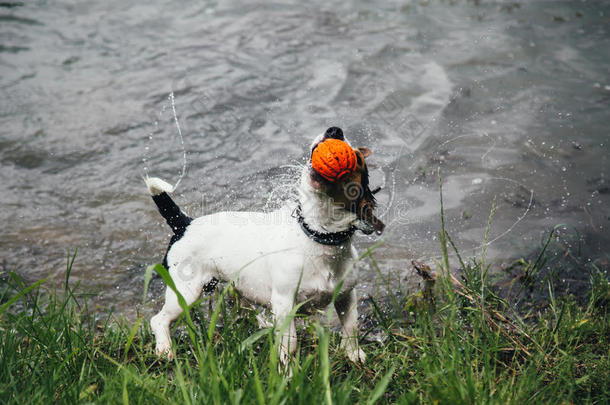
[1,0,608,315]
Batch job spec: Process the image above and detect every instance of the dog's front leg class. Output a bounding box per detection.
[271,292,297,371]
[335,288,366,363]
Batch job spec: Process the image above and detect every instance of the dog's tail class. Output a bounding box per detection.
[145,177,192,238]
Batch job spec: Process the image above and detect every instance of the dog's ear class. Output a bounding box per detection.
[354,149,366,171]
[357,147,371,158]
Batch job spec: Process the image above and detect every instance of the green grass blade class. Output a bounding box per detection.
[251,354,266,405]
[123,317,142,362]
[173,358,192,405]
[0,277,46,316]
[122,372,129,405]
[142,265,154,304]
[313,323,332,405]
[239,328,272,354]
[366,366,396,405]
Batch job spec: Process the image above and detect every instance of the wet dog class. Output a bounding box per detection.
[145,127,384,366]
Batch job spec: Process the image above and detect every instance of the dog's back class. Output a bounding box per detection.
[168,208,313,303]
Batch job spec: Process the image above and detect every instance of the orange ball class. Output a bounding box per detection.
[311,138,357,182]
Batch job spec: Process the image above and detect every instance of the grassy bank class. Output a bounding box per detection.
[1,231,608,403]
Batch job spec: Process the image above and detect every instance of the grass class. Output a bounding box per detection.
[1,210,608,403]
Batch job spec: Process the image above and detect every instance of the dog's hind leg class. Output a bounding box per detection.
[150,261,211,360]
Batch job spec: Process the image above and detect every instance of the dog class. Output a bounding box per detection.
[145,127,385,366]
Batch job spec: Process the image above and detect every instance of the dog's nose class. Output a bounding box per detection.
[324,127,344,140]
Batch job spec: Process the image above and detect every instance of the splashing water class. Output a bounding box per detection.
[168,92,187,191]
[261,164,304,211]
[142,92,188,191]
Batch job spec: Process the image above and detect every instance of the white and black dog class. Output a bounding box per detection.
[145,127,385,365]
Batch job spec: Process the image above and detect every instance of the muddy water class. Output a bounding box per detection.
[1,0,608,316]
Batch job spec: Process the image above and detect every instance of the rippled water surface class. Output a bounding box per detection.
[1,0,608,315]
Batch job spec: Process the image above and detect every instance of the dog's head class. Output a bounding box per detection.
[308,127,385,235]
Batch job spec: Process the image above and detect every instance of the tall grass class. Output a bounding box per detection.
[0,207,608,403]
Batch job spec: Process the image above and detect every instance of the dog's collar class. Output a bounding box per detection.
[293,204,355,246]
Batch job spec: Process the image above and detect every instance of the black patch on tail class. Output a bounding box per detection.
[151,192,193,268]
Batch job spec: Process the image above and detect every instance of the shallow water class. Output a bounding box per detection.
[1,0,608,315]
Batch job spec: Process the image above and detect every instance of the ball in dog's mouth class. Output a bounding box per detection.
[311,138,357,183]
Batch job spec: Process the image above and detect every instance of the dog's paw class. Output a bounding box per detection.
[155,343,174,361]
[346,347,366,364]
[341,338,366,364]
